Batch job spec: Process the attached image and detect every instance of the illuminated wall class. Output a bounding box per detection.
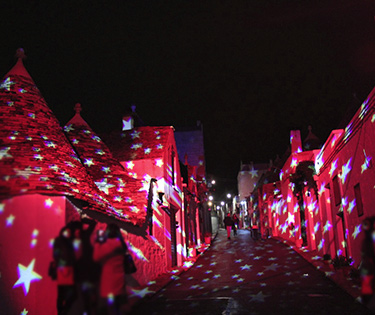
[255,87,375,269]
[0,194,71,315]
[111,127,185,278]
[314,91,375,266]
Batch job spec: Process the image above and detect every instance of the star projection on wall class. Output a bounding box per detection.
[13,259,42,295]
[340,158,352,185]
[361,150,372,173]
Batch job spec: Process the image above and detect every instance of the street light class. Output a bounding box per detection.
[227,193,231,199]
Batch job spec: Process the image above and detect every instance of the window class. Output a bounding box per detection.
[332,175,341,207]
[354,183,364,217]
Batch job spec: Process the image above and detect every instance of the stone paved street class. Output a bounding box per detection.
[130,228,372,315]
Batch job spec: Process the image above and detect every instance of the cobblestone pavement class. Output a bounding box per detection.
[129,228,372,315]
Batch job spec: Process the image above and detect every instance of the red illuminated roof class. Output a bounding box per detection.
[64,104,148,225]
[103,126,174,161]
[0,50,114,214]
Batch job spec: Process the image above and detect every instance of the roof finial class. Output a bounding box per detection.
[308,125,312,133]
[74,103,82,114]
[16,48,26,60]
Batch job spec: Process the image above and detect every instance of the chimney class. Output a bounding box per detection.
[122,115,134,131]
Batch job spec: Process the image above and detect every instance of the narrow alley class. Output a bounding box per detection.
[130,228,372,315]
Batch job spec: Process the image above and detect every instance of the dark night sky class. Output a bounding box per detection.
[1,1,375,195]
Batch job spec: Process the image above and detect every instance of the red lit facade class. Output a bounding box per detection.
[251,87,375,270]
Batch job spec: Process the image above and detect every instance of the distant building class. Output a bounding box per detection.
[237,161,269,202]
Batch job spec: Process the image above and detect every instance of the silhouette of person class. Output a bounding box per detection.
[93,223,128,315]
[52,222,80,315]
[224,213,234,240]
[75,216,101,315]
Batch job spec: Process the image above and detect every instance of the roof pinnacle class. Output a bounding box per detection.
[16,48,26,60]
[75,103,82,114]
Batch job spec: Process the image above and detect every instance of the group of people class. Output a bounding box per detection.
[50,216,132,315]
[223,212,239,240]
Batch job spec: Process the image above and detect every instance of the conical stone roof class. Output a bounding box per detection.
[64,104,148,225]
[0,49,113,214]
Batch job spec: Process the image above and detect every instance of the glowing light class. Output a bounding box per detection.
[33,154,43,160]
[344,123,352,142]
[131,130,141,139]
[361,150,372,173]
[45,198,53,207]
[6,214,15,226]
[84,158,94,167]
[359,101,369,120]
[352,224,361,239]
[290,158,298,169]
[249,167,258,178]
[128,242,149,262]
[21,309,28,315]
[144,148,151,154]
[131,143,142,150]
[323,220,332,234]
[13,259,42,295]
[101,166,110,174]
[0,77,14,90]
[329,159,338,178]
[95,178,115,194]
[314,222,320,234]
[240,264,252,270]
[340,158,352,184]
[131,287,155,298]
[347,199,356,214]
[126,161,135,169]
[183,261,194,268]
[64,124,74,132]
[317,239,324,251]
[155,159,163,167]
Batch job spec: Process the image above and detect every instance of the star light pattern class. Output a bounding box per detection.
[13,259,42,295]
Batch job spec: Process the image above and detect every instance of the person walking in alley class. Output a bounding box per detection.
[224,213,234,240]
